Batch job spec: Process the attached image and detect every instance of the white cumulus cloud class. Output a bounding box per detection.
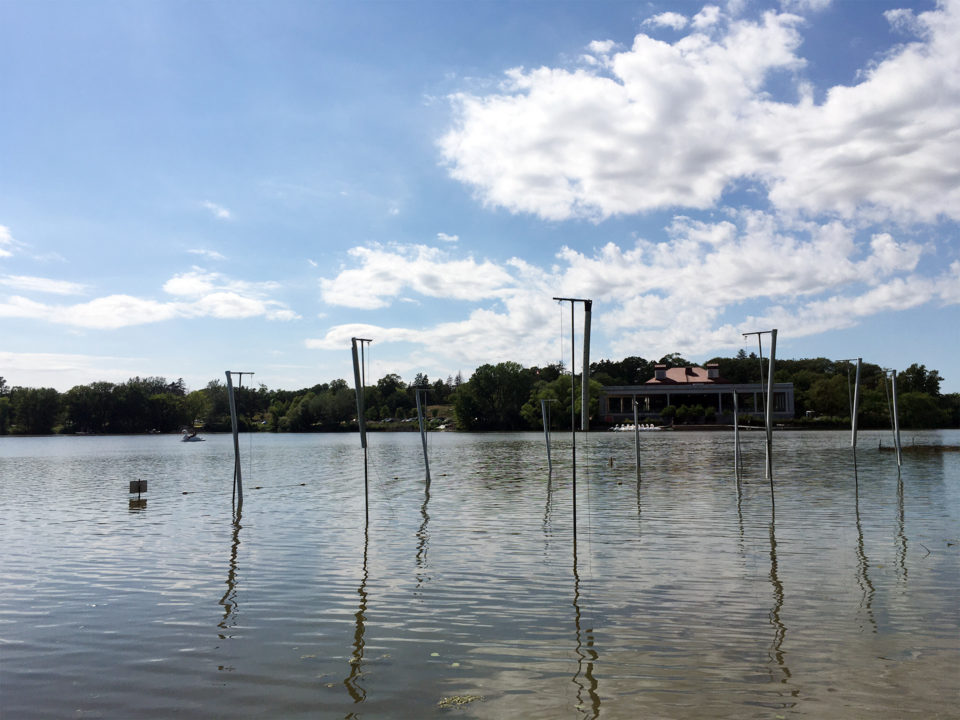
[0,269,299,329]
[201,201,232,220]
[440,1,960,225]
[0,275,87,295]
[0,225,18,258]
[308,215,954,370]
[319,244,516,309]
[643,12,689,30]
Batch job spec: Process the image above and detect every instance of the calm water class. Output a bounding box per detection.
[1,429,958,719]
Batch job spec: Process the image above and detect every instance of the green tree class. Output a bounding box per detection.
[0,396,11,434]
[805,375,849,418]
[11,387,61,434]
[898,363,943,396]
[64,382,116,433]
[898,392,949,428]
[658,352,692,367]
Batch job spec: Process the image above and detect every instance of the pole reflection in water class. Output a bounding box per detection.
[416,476,431,591]
[897,477,908,582]
[767,511,793,696]
[854,477,878,633]
[544,471,554,547]
[218,504,242,641]
[344,516,370,708]
[571,538,600,718]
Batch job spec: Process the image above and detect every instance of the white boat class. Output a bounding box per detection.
[181,428,205,442]
[610,423,662,432]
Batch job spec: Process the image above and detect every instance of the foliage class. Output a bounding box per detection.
[0,353,954,435]
[454,362,534,430]
[10,387,61,434]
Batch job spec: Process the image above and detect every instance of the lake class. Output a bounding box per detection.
[1,429,958,718]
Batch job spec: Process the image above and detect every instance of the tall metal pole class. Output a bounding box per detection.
[553,297,592,538]
[225,370,252,506]
[570,300,576,535]
[765,329,777,483]
[351,338,372,519]
[891,370,902,469]
[351,338,371,449]
[416,388,431,482]
[581,300,592,432]
[633,398,641,480]
[733,388,741,482]
[852,357,862,449]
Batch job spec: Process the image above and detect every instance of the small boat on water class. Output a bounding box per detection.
[610,423,662,432]
[181,427,205,442]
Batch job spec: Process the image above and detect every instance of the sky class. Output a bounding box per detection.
[1,0,958,394]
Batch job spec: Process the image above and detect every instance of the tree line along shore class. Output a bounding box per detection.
[0,353,956,436]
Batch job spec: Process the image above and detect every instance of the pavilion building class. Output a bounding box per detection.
[598,363,795,424]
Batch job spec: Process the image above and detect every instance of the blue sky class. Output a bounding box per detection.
[1,0,958,393]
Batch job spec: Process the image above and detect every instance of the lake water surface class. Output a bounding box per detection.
[1,429,958,718]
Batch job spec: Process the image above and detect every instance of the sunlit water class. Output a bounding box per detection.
[1,429,958,719]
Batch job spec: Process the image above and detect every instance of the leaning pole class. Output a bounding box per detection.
[890,369,903,469]
[764,329,777,483]
[351,338,372,517]
[225,370,252,506]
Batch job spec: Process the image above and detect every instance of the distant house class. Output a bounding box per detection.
[598,363,794,423]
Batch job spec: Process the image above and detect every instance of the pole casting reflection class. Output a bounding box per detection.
[571,536,600,719]
[344,514,370,707]
[218,504,243,641]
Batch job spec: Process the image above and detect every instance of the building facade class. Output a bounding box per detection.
[598,363,795,424]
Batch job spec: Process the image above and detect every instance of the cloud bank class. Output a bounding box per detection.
[0,268,299,329]
[440,1,960,224]
[310,214,959,367]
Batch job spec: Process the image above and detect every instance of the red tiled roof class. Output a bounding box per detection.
[645,366,730,384]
